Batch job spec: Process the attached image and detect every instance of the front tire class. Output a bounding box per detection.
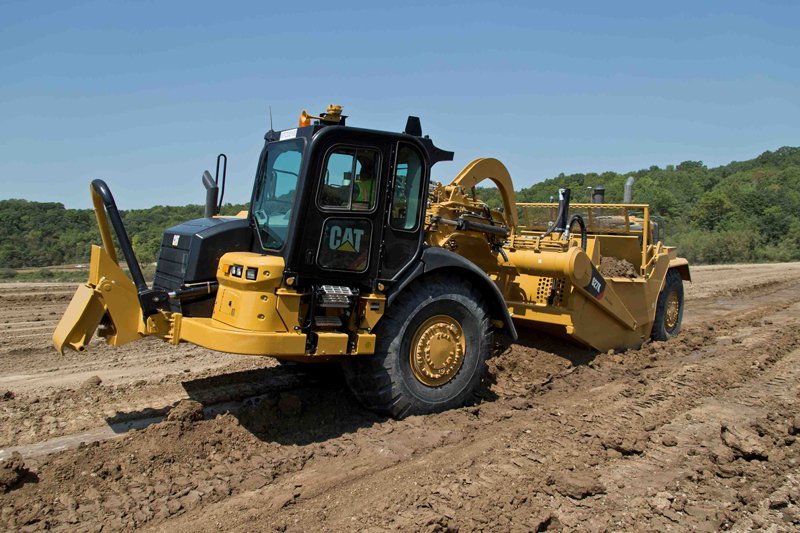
[651,268,684,341]
[342,275,492,418]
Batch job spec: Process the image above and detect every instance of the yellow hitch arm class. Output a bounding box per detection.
[52,245,144,353]
[448,158,519,228]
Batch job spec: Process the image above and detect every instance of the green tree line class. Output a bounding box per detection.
[0,202,247,269]
[1,146,799,269]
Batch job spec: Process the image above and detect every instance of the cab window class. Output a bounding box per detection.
[252,138,304,250]
[319,147,380,211]
[390,144,425,231]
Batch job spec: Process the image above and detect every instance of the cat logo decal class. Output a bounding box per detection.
[329,225,366,253]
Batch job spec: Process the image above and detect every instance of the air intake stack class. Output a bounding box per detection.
[623,176,635,204]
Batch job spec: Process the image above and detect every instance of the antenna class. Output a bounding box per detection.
[269,105,274,131]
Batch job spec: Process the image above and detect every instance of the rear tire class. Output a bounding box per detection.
[651,268,684,341]
[342,275,492,418]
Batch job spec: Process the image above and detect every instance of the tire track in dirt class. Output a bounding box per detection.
[601,345,800,528]
[158,285,800,532]
[1,269,800,531]
[0,261,795,415]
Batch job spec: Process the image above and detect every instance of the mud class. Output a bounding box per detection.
[1,263,800,531]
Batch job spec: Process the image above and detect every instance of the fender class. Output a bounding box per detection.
[669,258,692,282]
[387,247,518,341]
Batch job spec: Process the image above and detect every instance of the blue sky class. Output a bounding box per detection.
[1,0,798,208]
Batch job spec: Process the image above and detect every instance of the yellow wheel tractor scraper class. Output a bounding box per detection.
[54,106,690,418]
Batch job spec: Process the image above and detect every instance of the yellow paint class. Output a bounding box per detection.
[90,185,118,264]
[448,158,519,227]
[52,284,106,353]
[313,332,349,356]
[178,315,307,355]
[426,168,689,352]
[53,245,143,353]
[353,333,377,355]
[408,315,466,386]
[359,293,386,331]
[213,252,287,332]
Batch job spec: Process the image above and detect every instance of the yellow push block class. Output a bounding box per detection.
[313,332,349,356]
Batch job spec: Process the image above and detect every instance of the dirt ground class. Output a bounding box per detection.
[1,263,800,531]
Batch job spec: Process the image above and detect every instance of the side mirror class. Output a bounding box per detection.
[202,170,219,218]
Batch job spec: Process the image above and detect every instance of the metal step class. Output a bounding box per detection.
[318,285,355,308]
[320,285,354,296]
[314,315,343,328]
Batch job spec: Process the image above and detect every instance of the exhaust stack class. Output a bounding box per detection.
[202,171,219,218]
[623,176,635,204]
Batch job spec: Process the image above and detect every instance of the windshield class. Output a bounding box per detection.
[252,138,304,250]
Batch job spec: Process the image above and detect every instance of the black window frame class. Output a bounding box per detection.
[315,144,382,214]
[389,142,427,233]
[250,136,307,253]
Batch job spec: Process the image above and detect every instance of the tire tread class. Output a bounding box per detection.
[342,274,492,418]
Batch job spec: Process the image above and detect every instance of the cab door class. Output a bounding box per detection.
[291,128,391,289]
[378,142,429,281]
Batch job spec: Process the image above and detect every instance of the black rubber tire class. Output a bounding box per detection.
[651,268,684,341]
[341,274,492,419]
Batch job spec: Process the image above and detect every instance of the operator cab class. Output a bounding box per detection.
[249,105,453,293]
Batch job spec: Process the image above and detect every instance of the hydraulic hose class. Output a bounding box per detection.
[540,203,565,239]
[549,214,587,305]
[431,216,510,238]
[541,188,571,239]
[564,214,587,251]
[168,282,218,300]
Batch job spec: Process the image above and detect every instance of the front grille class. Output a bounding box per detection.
[153,246,188,288]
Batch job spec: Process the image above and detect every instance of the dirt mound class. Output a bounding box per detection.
[0,453,31,493]
[550,470,606,499]
[599,256,638,278]
[0,414,296,529]
[80,375,102,389]
[166,399,204,423]
[720,423,770,460]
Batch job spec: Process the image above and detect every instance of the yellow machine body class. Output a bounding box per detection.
[54,247,378,359]
[55,157,687,357]
[426,158,690,351]
[53,245,144,353]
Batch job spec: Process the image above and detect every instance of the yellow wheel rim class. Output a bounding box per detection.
[664,290,680,331]
[409,315,466,387]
